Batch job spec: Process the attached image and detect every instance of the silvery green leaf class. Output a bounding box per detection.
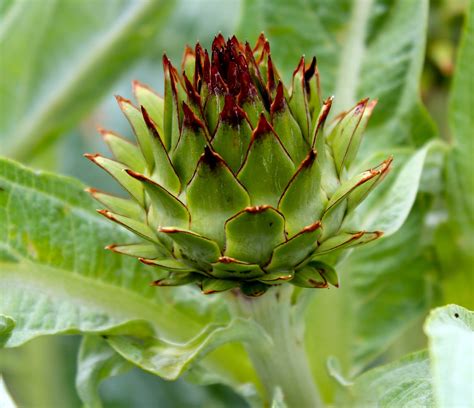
[424,304,474,408]
[347,351,434,407]
[107,318,270,380]
[76,336,132,408]
[354,141,447,236]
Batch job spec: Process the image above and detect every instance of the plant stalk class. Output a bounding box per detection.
[229,286,323,407]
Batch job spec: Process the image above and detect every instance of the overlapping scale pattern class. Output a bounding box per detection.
[86,34,392,296]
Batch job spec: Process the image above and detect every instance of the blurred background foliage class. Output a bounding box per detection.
[0,0,471,406]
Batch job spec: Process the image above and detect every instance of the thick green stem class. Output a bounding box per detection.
[230,286,323,408]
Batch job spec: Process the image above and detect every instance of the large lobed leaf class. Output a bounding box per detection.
[0,158,257,402]
[0,158,200,345]
[0,0,174,160]
[76,336,132,408]
[349,140,446,236]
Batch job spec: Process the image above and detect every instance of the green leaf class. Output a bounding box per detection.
[348,351,434,407]
[0,157,204,346]
[224,206,286,265]
[1,0,175,159]
[0,376,17,408]
[444,1,474,305]
[107,318,270,380]
[355,141,446,236]
[434,221,474,309]
[424,305,474,407]
[186,148,250,248]
[446,0,474,230]
[76,335,132,408]
[238,0,436,151]
[347,205,437,369]
[348,305,473,407]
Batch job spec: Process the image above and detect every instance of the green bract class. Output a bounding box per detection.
[86,34,392,296]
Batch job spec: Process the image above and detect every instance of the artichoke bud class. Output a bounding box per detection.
[86,34,392,296]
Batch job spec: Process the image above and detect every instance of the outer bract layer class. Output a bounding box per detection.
[86,34,392,296]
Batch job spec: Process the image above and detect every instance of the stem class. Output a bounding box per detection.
[230,286,323,408]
